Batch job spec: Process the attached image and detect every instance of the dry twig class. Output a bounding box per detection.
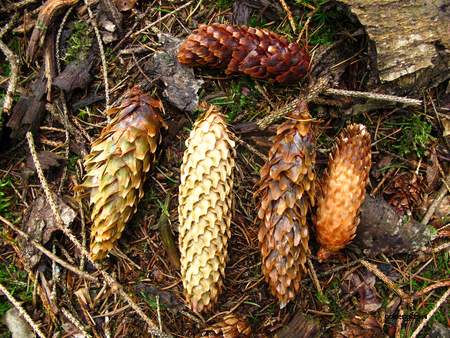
[0,214,97,282]
[0,14,19,114]
[323,88,422,106]
[256,84,423,128]
[413,280,450,299]
[278,0,297,33]
[422,172,450,225]
[132,1,193,37]
[26,132,172,338]
[83,0,110,112]
[410,287,450,338]
[360,260,409,300]
[0,282,46,338]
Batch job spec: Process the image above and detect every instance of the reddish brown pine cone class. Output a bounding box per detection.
[315,124,372,262]
[256,101,315,308]
[178,23,310,84]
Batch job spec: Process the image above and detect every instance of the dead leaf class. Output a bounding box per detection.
[336,315,383,338]
[114,0,136,11]
[26,150,62,173]
[232,1,252,25]
[275,311,320,338]
[145,33,203,113]
[342,269,382,313]
[134,283,184,312]
[53,59,93,92]
[7,73,47,140]
[2,308,34,338]
[426,146,440,190]
[17,194,76,269]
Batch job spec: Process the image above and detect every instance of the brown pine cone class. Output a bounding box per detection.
[256,101,316,308]
[82,86,166,261]
[200,314,252,338]
[178,23,310,84]
[178,103,236,313]
[315,124,371,262]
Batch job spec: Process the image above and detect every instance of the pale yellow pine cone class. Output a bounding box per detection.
[315,123,371,261]
[82,86,166,261]
[178,104,236,313]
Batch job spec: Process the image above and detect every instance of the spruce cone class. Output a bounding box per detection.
[201,314,252,338]
[178,104,236,313]
[178,23,310,84]
[256,101,315,307]
[315,124,371,262]
[82,86,166,261]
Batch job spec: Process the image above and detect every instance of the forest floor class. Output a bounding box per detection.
[0,0,448,337]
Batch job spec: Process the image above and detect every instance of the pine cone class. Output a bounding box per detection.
[315,124,371,262]
[256,101,315,308]
[178,104,236,313]
[201,314,252,338]
[82,86,166,261]
[178,23,310,84]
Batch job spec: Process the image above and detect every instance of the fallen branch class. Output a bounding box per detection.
[323,88,422,106]
[256,83,423,128]
[413,280,450,300]
[0,214,97,282]
[26,132,173,338]
[0,282,46,338]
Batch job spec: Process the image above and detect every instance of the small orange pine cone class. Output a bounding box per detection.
[82,86,166,261]
[315,124,372,262]
[177,23,310,84]
[256,101,315,308]
[200,314,252,338]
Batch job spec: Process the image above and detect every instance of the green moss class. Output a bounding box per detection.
[296,0,348,46]
[385,114,434,158]
[208,78,260,123]
[64,20,93,64]
[0,178,14,222]
[0,263,32,316]
[216,0,234,10]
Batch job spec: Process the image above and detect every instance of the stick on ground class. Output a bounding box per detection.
[0,282,46,338]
